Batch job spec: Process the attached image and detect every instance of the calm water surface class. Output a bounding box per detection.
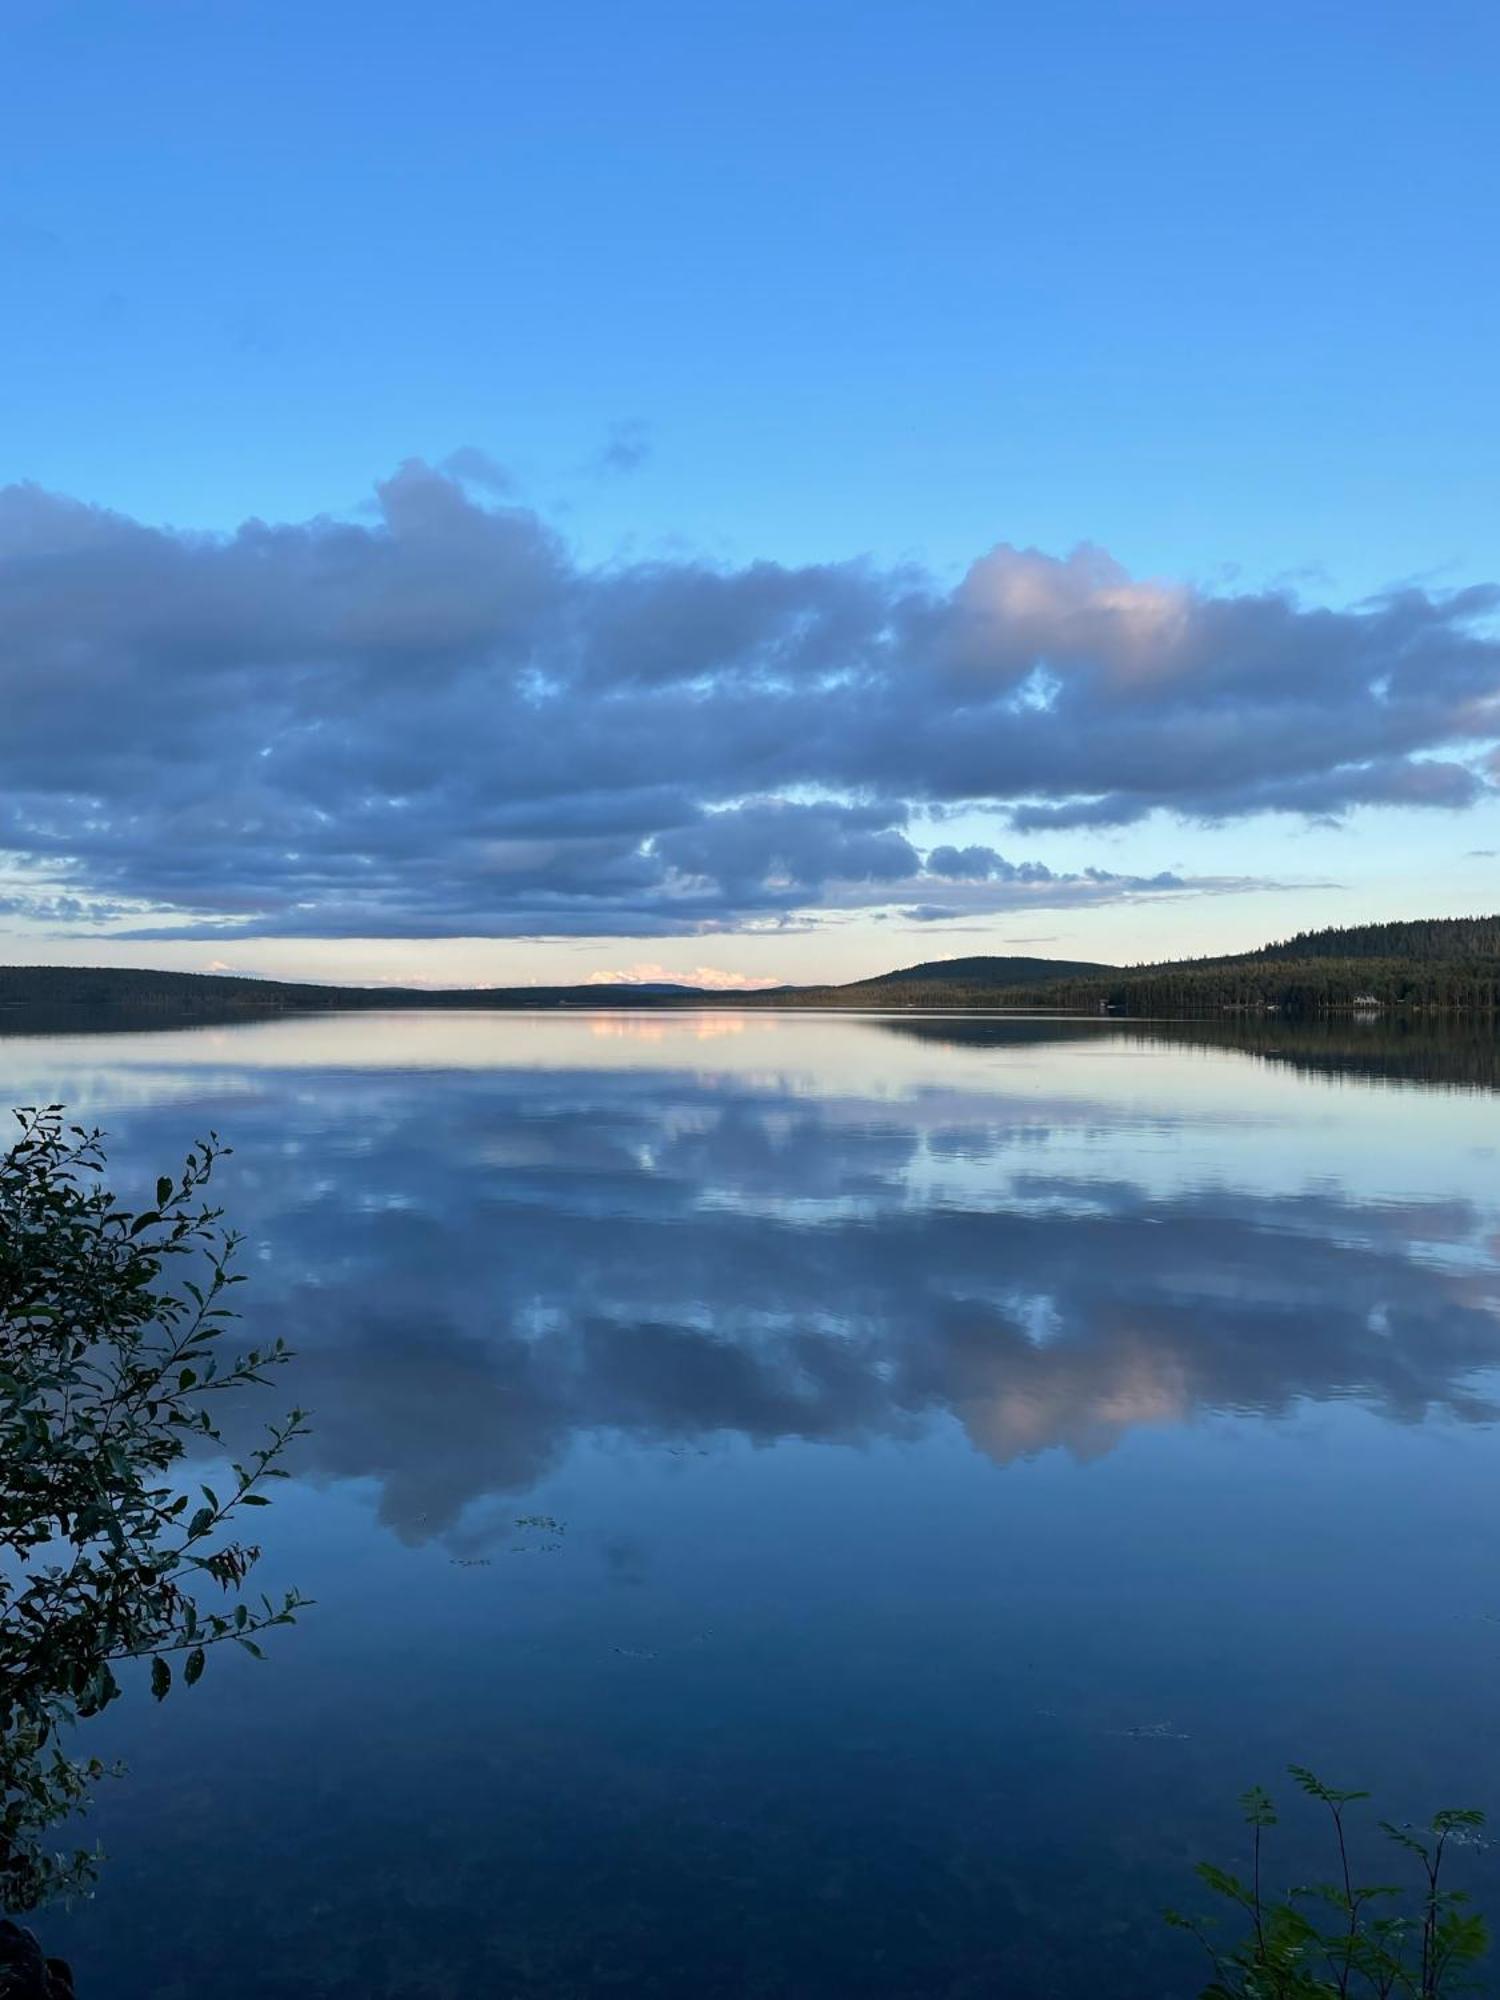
[6,1010,1500,1998]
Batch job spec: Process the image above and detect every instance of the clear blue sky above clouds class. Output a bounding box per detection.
[1,0,1497,986]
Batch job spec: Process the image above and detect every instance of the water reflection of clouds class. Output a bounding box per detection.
[587,1013,758,1042]
[5,1026,1499,1544]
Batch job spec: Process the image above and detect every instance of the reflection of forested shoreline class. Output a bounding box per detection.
[876,1015,1500,1093]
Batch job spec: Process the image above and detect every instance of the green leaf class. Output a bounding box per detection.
[150,1656,171,1702]
[1240,1784,1278,1828]
[1194,1862,1253,1909]
[183,1647,206,1687]
[1433,1807,1485,1835]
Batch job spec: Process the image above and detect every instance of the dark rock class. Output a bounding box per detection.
[0,1922,75,1999]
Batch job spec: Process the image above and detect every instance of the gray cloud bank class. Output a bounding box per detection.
[1,460,1496,940]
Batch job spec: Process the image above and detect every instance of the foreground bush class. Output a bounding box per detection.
[1170,1768,1488,1997]
[1,1107,307,1913]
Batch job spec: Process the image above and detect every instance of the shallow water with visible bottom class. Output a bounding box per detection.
[7,1009,1500,1998]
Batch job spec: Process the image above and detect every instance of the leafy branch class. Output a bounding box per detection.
[1,1106,310,1912]
[1167,1770,1488,1998]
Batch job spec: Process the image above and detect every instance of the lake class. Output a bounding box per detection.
[7,1009,1500,1998]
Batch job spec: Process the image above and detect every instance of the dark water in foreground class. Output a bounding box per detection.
[6,1010,1500,1998]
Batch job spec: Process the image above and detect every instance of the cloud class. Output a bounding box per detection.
[652,799,920,898]
[0,460,1495,940]
[587,419,651,476]
[925,844,1058,882]
[584,963,780,991]
[437,446,515,496]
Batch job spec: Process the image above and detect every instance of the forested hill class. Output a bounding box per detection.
[0,953,1108,1024]
[3,914,1499,1027]
[1225,916,1500,965]
[928,955,1500,1018]
[872,954,1114,986]
[0,964,719,1026]
[770,915,1500,1015]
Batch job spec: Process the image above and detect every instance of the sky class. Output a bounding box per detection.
[1,0,1497,989]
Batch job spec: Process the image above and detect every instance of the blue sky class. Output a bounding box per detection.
[1,0,1497,987]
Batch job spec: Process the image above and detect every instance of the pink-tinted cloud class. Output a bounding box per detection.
[584,961,780,991]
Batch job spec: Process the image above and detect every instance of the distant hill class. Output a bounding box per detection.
[2,915,1498,1030]
[0,963,719,1029]
[593,981,704,994]
[863,954,1113,987]
[942,955,1500,1019]
[767,916,1500,1017]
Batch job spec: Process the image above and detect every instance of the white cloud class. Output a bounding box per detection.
[584,962,780,990]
